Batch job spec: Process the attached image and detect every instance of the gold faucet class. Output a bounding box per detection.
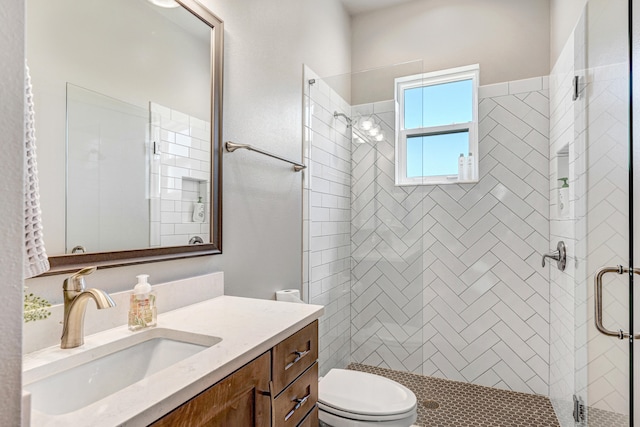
[61,266,116,349]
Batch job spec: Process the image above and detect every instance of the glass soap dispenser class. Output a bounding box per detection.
[128,274,157,331]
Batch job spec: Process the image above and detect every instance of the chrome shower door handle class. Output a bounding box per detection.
[542,241,566,271]
[594,265,640,340]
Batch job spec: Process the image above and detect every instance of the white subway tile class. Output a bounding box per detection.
[479,82,509,99]
[161,129,175,143]
[160,200,175,212]
[508,77,543,94]
[189,170,209,181]
[161,235,188,247]
[175,223,202,235]
[160,211,182,223]
[160,223,174,235]
[166,142,189,158]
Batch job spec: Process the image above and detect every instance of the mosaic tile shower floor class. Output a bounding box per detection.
[347,363,560,427]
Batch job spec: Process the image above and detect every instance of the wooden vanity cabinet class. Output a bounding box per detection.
[151,351,271,427]
[297,406,319,427]
[150,320,319,427]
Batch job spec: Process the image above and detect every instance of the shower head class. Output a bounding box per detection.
[333,111,352,127]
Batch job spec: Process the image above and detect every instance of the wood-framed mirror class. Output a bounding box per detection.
[26,0,223,274]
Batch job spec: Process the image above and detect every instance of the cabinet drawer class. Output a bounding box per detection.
[273,363,318,427]
[297,405,318,427]
[272,320,318,394]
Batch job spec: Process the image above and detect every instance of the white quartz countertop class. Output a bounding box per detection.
[23,296,324,427]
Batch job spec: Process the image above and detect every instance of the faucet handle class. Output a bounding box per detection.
[63,266,97,291]
[541,241,567,271]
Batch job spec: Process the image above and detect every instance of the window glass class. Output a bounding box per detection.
[404,79,473,129]
[406,131,469,178]
[395,64,478,185]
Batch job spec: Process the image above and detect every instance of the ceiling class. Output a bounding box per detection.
[341,0,416,15]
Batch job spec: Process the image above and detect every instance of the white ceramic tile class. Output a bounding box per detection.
[490,106,533,139]
[461,349,500,381]
[479,82,509,99]
[493,95,532,119]
[373,100,395,113]
[508,77,543,94]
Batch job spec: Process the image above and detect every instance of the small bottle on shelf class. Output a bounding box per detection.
[465,153,475,181]
[458,153,467,181]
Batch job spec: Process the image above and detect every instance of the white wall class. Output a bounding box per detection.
[192,0,351,298]
[0,0,25,424]
[550,0,588,69]
[351,0,550,87]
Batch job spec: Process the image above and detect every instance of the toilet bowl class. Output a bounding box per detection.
[318,369,417,427]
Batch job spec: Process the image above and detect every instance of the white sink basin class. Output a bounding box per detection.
[23,328,221,415]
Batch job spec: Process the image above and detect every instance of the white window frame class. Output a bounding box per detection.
[394,64,479,186]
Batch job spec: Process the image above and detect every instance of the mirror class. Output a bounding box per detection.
[26,0,223,273]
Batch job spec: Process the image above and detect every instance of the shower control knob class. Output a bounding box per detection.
[542,241,566,271]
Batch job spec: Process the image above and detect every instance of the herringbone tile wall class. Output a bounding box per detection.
[350,77,552,395]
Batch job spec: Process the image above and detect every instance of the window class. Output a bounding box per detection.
[395,64,479,185]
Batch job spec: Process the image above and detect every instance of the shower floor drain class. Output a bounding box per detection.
[422,399,440,410]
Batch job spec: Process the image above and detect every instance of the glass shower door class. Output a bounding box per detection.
[573,0,633,425]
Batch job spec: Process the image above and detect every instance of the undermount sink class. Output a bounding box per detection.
[23,328,221,416]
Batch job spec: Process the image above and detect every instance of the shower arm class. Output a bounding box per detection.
[333,111,352,127]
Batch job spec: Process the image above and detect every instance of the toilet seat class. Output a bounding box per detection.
[318,405,417,427]
[318,402,416,422]
[318,369,417,422]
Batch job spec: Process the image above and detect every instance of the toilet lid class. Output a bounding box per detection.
[318,369,417,417]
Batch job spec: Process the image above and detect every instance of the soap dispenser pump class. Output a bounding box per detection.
[128,274,157,331]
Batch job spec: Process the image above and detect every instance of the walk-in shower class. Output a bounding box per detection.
[303,1,636,425]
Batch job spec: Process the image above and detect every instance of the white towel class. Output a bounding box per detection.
[24,64,50,279]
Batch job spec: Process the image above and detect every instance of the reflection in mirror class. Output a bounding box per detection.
[26,0,223,272]
[66,84,150,253]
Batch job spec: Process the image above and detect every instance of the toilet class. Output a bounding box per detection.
[318,369,418,427]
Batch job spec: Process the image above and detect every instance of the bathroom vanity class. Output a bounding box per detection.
[152,321,319,426]
[23,294,323,426]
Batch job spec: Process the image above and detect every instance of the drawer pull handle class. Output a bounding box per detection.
[284,393,311,421]
[285,350,309,370]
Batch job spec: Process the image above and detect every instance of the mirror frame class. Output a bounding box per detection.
[44,0,224,275]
